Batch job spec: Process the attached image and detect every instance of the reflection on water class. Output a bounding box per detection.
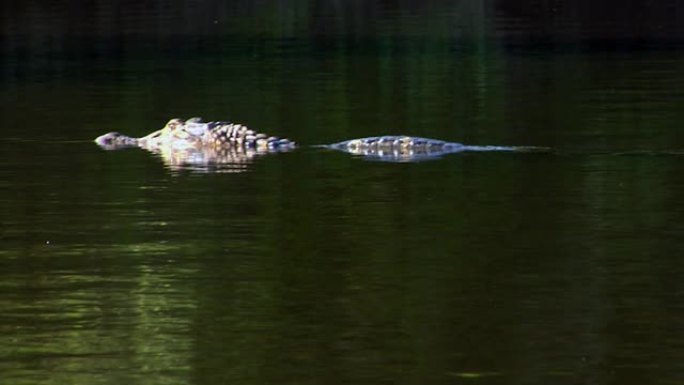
[0,245,197,385]
[2,2,684,385]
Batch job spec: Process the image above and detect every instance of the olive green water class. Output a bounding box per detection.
[2,2,684,385]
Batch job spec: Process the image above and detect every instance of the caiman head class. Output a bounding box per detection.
[94,118,206,151]
[138,118,208,149]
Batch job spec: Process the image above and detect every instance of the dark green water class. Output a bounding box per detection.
[2,2,684,384]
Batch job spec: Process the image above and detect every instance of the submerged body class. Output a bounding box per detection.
[95,118,541,170]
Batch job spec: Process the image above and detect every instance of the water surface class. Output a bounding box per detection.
[2,2,684,385]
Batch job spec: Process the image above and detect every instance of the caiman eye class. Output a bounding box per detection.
[166,119,183,131]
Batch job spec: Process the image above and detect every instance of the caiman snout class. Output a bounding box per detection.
[95,132,139,150]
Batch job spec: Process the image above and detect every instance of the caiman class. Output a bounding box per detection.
[95,117,543,171]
